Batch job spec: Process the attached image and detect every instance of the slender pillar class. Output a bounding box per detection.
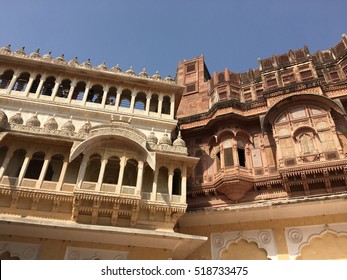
[81,84,90,105]
[96,158,108,191]
[76,156,88,189]
[66,83,76,103]
[170,96,175,118]
[6,73,19,94]
[101,86,109,107]
[16,153,32,186]
[116,156,126,193]
[168,169,174,201]
[130,92,136,112]
[180,166,187,204]
[50,79,61,99]
[24,76,35,97]
[36,156,51,188]
[114,87,123,111]
[145,93,151,115]
[34,77,45,98]
[56,160,69,191]
[0,147,15,180]
[158,95,163,116]
[135,161,144,195]
[220,146,225,169]
[151,168,159,201]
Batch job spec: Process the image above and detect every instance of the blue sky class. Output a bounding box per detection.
[0,0,346,77]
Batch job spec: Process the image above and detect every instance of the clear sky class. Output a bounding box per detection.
[0,0,346,77]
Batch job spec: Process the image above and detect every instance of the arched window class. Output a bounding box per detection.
[87,84,103,103]
[149,94,159,112]
[13,72,30,92]
[72,81,86,101]
[172,168,181,195]
[40,76,56,96]
[56,79,71,98]
[103,156,120,184]
[119,89,131,108]
[142,165,154,192]
[29,74,41,94]
[84,154,101,182]
[49,154,64,182]
[122,159,138,186]
[134,92,146,110]
[4,149,26,177]
[157,166,168,193]
[161,96,171,114]
[237,140,246,167]
[24,152,45,179]
[64,154,83,184]
[106,87,117,105]
[223,140,233,167]
[0,70,14,89]
[0,146,8,166]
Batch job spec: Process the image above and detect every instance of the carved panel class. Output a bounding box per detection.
[211,229,278,260]
[0,241,41,260]
[64,246,128,260]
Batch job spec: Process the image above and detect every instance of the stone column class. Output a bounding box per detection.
[130,92,136,112]
[168,168,174,201]
[170,95,175,118]
[114,87,123,111]
[116,156,126,193]
[180,166,187,204]
[50,79,61,100]
[135,161,144,195]
[220,145,225,169]
[56,160,69,191]
[36,155,51,188]
[0,147,15,180]
[6,73,19,94]
[101,86,109,107]
[16,152,32,186]
[151,169,159,201]
[34,76,46,98]
[232,142,239,167]
[158,95,163,116]
[67,81,76,103]
[145,92,151,115]
[275,138,284,167]
[81,84,90,105]
[96,158,108,191]
[24,76,35,97]
[76,156,88,189]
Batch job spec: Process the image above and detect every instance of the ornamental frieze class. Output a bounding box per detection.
[267,88,322,107]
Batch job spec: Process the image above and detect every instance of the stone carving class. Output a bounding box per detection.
[287,228,303,243]
[159,130,172,145]
[125,66,136,76]
[0,241,41,260]
[147,128,158,144]
[61,117,75,133]
[26,112,41,127]
[211,229,277,260]
[173,131,186,147]
[42,51,52,60]
[44,115,58,130]
[64,247,129,260]
[0,110,8,129]
[29,48,41,59]
[9,109,23,125]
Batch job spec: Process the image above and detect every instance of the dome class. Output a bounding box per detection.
[0,44,11,54]
[110,64,122,73]
[96,61,107,71]
[61,118,75,132]
[151,71,162,80]
[29,48,41,59]
[173,131,186,147]
[68,57,79,67]
[147,129,158,144]
[0,110,8,129]
[14,47,26,56]
[164,75,174,82]
[125,66,136,76]
[9,110,23,125]
[139,68,148,78]
[79,121,92,134]
[42,51,52,60]
[44,116,58,130]
[53,54,66,64]
[26,113,41,127]
[81,58,92,68]
[159,131,171,145]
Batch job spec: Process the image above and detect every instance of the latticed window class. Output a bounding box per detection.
[279,137,295,157]
[299,134,315,155]
[318,131,335,152]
